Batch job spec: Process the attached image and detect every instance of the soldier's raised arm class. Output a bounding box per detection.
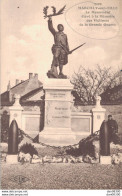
[48,17,56,35]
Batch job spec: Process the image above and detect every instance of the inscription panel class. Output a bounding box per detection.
[45,101,71,128]
[46,90,70,101]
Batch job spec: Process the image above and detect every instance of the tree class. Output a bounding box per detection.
[71,65,122,105]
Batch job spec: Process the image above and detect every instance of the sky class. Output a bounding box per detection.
[1,0,122,93]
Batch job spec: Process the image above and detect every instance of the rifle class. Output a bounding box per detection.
[60,43,86,55]
[69,43,86,54]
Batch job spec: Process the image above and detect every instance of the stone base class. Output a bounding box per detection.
[100,156,111,164]
[39,128,76,146]
[6,154,18,164]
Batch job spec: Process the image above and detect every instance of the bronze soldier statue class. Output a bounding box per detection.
[47,17,71,78]
[43,5,85,79]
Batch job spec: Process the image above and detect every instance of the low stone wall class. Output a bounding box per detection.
[76,105,122,134]
[71,112,92,141]
[1,102,121,143]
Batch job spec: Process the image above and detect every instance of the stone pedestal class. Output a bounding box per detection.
[92,96,106,133]
[100,156,111,164]
[6,155,18,164]
[39,78,76,146]
[9,94,23,129]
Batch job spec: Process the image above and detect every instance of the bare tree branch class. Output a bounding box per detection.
[71,65,121,105]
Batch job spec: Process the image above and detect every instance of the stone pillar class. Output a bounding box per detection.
[39,78,76,146]
[9,94,23,129]
[92,96,106,133]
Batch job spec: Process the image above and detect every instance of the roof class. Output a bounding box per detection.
[1,76,43,106]
[10,78,42,96]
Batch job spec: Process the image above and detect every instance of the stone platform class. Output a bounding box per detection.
[39,78,76,146]
[39,128,76,146]
[100,156,111,164]
[6,155,18,164]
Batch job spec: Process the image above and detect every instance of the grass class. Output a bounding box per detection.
[1,162,122,189]
[1,140,122,189]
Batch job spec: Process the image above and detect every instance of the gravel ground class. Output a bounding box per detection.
[1,162,122,190]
